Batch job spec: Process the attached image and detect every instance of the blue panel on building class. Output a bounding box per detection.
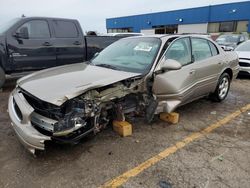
[106,1,250,32]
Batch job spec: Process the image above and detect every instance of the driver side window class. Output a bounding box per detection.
[164,37,192,66]
[16,20,50,39]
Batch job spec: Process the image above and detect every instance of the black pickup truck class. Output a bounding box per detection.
[0,17,122,88]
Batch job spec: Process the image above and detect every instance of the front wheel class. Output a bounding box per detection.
[210,73,231,102]
[0,67,6,89]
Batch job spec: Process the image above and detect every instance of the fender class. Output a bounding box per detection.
[0,40,8,72]
[0,36,14,73]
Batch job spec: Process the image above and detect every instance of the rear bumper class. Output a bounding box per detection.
[8,88,51,154]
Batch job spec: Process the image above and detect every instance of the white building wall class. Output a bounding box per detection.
[178,23,208,33]
[140,29,155,35]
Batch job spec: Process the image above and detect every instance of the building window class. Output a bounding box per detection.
[107,28,133,33]
[208,23,220,33]
[219,21,236,32]
[153,25,178,34]
[236,21,248,32]
[208,21,248,33]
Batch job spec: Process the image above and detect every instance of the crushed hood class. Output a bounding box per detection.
[18,63,140,106]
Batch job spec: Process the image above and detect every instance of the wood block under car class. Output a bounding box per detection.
[160,112,179,124]
[112,120,132,137]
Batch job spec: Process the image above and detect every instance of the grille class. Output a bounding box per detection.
[20,89,62,120]
[239,58,250,61]
[13,99,23,121]
[239,62,250,67]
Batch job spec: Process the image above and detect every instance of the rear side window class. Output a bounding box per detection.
[165,37,192,66]
[17,20,50,38]
[191,38,212,61]
[52,20,79,38]
[209,41,219,56]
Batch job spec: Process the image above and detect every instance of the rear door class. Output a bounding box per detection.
[7,19,56,71]
[190,37,222,97]
[153,37,197,105]
[51,19,85,66]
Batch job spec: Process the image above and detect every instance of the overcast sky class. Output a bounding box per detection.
[0,0,248,33]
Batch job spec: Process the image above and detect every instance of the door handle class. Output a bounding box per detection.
[189,70,196,75]
[42,42,52,46]
[218,62,223,65]
[73,41,81,45]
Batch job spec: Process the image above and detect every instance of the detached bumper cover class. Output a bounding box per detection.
[8,88,51,154]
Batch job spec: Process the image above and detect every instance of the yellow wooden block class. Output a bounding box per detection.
[113,120,132,137]
[160,112,179,124]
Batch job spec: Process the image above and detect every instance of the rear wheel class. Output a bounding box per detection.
[210,73,230,102]
[0,67,6,89]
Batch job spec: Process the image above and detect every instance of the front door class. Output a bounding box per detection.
[7,19,56,71]
[153,37,197,110]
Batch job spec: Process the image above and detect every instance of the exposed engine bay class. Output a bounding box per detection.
[22,77,153,144]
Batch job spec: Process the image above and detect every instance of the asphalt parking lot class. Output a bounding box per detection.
[0,77,249,188]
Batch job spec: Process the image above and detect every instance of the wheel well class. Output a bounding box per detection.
[223,68,233,80]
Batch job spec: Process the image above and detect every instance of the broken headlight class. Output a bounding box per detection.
[53,108,87,134]
[53,99,88,134]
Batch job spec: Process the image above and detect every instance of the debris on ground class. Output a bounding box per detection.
[211,149,228,162]
[159,180,172,188]
[204,179,210,188]
[218,156,224,161]
[210,111,217,115]
[108,151,112,155]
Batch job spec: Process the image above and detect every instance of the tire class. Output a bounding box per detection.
[0,66,6,89]
[210,73,230,102]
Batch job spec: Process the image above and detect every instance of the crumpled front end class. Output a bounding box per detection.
[8,76,144,154]
[8,88,51,154]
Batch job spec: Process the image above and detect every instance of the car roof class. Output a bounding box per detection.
[126,34,211,40]
[20,16,77,22]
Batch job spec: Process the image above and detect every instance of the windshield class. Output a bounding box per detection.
[235,41,250,52]
[91,37,161,74]
[0,18,21,34]
[216,35,239,43]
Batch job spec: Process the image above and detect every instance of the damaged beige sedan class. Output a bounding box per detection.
[8,35,239,154]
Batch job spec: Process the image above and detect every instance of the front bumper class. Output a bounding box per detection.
[239,67,250,75]
[240,66,250,74]
[8,88,51,154]
[239,60,250,75]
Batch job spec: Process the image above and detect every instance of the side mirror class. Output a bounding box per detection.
[14,27,29,39]
[93,52,99,58]
[160,59,182,71]
[238,37,245,45]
